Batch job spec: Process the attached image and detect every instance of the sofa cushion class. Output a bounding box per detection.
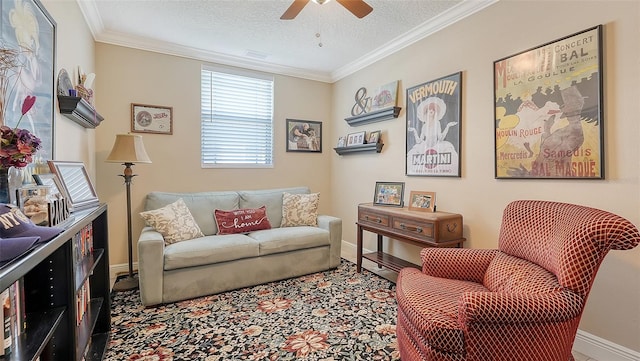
[145,191,239,236]
[163,234,259,270]
[281,192,319,227]
[249,226,329,256]
[238,187,309,228]
[214,206,272,235]
[139,199,204,245]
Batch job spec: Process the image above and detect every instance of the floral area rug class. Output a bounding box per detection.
[105,259,400,360]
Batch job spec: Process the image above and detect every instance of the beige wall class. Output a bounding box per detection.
[94,44,333,268]
[42,0,96,172]
[331,0,640,352]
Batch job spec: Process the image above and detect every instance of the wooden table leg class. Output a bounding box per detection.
[377,234,383,269]
[356,224,363,273]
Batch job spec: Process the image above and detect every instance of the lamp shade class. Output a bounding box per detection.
[105,134,152,163]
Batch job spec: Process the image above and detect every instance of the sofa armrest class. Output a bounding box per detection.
[317,215,342,268]
[421,248,499,284]
[138,226,165,306]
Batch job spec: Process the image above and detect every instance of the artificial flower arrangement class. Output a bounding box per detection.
[0,96,41,169]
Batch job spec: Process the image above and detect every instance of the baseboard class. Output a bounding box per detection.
[109,262,138,280]
[341,241,640,361]
[573,330,640,361]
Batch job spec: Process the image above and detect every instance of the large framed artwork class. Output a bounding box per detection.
[494,25,604,179]
[1,0,56,162]
[406,72,462,177]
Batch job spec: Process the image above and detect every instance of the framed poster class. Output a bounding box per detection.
[0,0,56,161]
[131,103,173,134]
[406,72,462,177]
[373,181,404,207]
[494,25,603,179]
[286,119,322,152]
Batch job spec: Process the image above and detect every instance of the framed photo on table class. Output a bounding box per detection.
[494,26,603,179]
[373,181,405,207]
[48,161,99,211]
[408,191,436,212]
[131,103,173,135]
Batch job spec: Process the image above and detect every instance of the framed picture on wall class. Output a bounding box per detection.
[286,119,322,152]
[131,103,173,134]
[494,25,603,179]
[406,72,462,177]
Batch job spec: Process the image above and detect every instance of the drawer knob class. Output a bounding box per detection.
[364,215,382,223]
[400,224,422,233]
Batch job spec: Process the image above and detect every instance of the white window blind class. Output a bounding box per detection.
[201,67,274,168]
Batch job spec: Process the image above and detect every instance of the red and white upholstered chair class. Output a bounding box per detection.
[395,200,640,361]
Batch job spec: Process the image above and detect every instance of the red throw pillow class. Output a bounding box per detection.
[214,206,272,235]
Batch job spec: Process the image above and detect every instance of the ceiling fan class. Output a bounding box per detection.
[280,0,373,20]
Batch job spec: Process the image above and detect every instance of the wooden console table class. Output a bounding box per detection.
[356,203,465,273]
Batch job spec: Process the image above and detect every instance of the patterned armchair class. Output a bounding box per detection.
[395,200,640,361]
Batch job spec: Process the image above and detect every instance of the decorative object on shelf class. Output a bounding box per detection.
[373,181,404,207]
[347,131,365,146]
[57,69,74,96]
[286,119,322,152]
[32,173,71,226]
[406,71,462,177]
[75,66,95,105]
[345,82,401,126]
[408,191,436,212]
[0,96,42,203]
[131,103,173,135]
[0,0,55,166]
[105,133,152,291]
[57,95,104,128]
[334,142,383,156]
[368,130,381,144]
[48,161,99,212]
[336,136,346,148]
[494,25,603,179]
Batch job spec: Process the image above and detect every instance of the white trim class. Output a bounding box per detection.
[109,262,137,283]
[75,0,497,83]
[573,330,640,361]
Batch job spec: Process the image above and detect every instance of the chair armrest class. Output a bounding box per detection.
[138,226,165,306]
[421,248,499,283]
[317,215,342,268]
[459,290,583,324]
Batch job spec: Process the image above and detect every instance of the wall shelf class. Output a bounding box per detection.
[58,95,104,128]
[345,106,401,127]
[334,142,384,155]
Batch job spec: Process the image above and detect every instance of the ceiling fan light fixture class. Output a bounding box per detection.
[311,0,331,4]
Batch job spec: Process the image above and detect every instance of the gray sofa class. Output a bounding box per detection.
[137,187,342,306]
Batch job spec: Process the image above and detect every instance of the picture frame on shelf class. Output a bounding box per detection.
[33,173,65,198]
[16,186,51,226]
[48,161,99,211]
[494,25,603,179]
[368,130,381,144]
[408,191,436,212]
[286,119,322,152]
[373,181,405,207]
[336,136,346,148]
[131,103,173,135]
[347,131,366,146]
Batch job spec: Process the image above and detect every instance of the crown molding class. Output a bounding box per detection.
[76,0,498,84]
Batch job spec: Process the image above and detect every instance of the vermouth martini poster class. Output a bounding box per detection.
[494,26,603,179]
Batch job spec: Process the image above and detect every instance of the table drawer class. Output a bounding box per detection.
[392,217,435,240]
[359,210,390,227]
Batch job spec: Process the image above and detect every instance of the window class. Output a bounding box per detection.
[201,66,274,167]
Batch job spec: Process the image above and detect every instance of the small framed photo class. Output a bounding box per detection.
[408,191,436,212]
[336,136,347,148]
[373,181,405,207]
[347,131,366,146]
[131,103,173,135]
[48,161,100,212]
[33,173,64,198]
[368,130,381,144]
[17,186,51,226]
[286,119,322,152]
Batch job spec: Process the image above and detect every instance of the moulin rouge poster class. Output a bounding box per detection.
[494,26,603,179]
[406,72,462,177]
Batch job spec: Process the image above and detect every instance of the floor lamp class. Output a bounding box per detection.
[106,133,152,291]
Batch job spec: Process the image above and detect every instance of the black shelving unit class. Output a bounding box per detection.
[334,142,384,155]
[57,95,104,128]
[0,204,110,361]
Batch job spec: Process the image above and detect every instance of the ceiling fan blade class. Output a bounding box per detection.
[280,0,310,20]
[336,0,373,18]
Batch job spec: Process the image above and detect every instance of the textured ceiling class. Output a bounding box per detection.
[79,0,496,82]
